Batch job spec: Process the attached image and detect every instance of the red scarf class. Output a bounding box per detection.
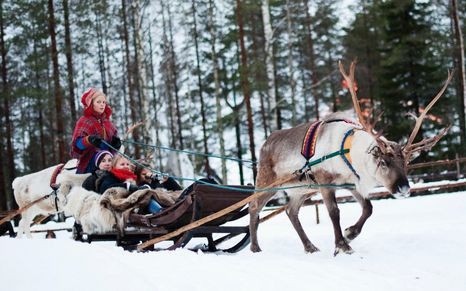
[111,168,137,182]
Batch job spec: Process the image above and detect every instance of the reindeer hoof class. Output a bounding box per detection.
[304,244,320,254]
[344,226,360,242]
[334,242,354,256]
[250,244,262,253]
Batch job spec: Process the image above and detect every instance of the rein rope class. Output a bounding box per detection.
[102,141,355,193]
[122,139,257,164]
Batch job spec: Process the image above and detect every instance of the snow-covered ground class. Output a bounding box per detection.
[1,191,466,291]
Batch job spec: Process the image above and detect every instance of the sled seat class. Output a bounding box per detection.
[81,184,255,252]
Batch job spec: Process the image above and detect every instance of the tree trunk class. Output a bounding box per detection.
[130,0,143,119]
[303,0,320,120]
[0,132,5,210]
[63,0,77,127]
[250,9,269,140]
[121,0,140,156]
[191,0,211,175]
[148,24,163,169]
[236,0,257,181]
[451,0,466,150]
[48,0,66,163]
[32,24,46,169]
[95,13,108,94]
[160,1,176,150]
[286,0,297,126]
[221,54,245,185]
[208,0,227,183]
[132,0,150,146]
[1,0,16,210]
[45,43,57,163]
[261,0,281,131]
[167,2,184,150]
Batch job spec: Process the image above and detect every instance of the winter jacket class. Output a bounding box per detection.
[70,110,117,173]
[82,170,108,192]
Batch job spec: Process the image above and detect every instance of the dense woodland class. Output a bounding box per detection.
[0,0,465,211]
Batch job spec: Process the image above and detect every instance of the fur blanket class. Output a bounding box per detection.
[65,186,183,235]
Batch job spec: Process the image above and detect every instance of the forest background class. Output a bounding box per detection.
[0,0,464,211]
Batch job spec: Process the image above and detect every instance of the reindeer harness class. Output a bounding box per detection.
[299,119,361,180]
[50,163,65,212]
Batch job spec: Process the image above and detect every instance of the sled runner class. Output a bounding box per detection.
[73,184,254,253]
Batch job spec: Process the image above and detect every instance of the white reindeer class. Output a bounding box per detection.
[12,159,90,238]
[249,61,452,255]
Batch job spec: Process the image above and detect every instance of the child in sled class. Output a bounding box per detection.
[70,88,122,174]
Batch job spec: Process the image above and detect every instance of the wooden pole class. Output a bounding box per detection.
[0,194,53,226]
[407,157,466,170]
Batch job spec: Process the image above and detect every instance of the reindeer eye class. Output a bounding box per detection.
[380,160,387,168]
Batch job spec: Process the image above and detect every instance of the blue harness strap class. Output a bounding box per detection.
[340,129,360,180]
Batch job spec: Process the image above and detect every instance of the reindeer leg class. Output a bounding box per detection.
[344,190,372,242]
[286,192,319,253]
[321,188,354,256]
[249,192,275,253]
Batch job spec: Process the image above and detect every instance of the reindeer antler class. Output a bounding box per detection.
[339,61,365,126]
[403,71,454,164]
[338,60,378,134]
[119,120,145,154]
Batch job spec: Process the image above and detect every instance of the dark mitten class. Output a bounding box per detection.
[111,136,122,150]
[88,135,102,147]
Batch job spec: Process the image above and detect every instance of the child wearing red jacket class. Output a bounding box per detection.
[70,88,121,173]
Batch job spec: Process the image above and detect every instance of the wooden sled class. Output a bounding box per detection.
[73,184,254,253]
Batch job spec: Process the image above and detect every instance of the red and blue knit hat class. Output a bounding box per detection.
[80,88,112,116]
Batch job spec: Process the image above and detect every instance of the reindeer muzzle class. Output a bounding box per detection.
[392,183,410,199]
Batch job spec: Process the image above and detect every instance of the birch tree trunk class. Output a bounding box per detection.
[48,0,66,162]
[237,0,257,181]
[208,0,227,183]
[261,0,280,131]
[63,0,77,127]
[303,0,320,120]
[286,0,297,126]
[451,0,466,150]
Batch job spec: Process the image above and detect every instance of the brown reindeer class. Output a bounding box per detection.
[249,61,453,255]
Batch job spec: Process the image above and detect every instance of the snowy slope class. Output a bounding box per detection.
[1,191,465,291]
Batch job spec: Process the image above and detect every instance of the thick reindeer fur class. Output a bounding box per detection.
[250,114,409,254]
[65,187,172,236]
[12,159,91,238]
[64,186,117,234]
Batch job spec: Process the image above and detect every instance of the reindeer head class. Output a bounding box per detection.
[339,61,452,198]
[365,138,409,197]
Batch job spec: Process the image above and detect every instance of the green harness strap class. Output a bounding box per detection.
[299,148,350,172]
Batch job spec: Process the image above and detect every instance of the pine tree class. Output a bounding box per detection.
[378,0,449,159]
